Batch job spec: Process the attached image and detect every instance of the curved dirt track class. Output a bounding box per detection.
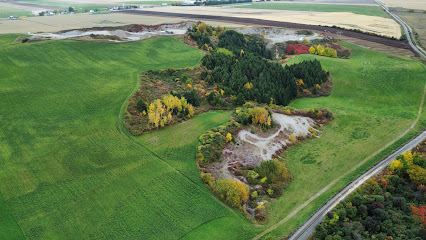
[118,9,411,50]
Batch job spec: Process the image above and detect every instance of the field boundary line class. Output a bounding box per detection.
[115,70,242,220]
[252,82,426,240]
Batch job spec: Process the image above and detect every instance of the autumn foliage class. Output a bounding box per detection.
[285,44,309,55]
[147,94,194,128]
[249,107,272,127]
[211,179,249,208]
[411,205,426,227]
[313,142,426,240]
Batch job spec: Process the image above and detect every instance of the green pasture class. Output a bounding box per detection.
[255,44,426,239]
[16,0,109,9]
[0,6,33,18]
[0,32,425,240]
[220,2,390,18]
[0,35,252,239]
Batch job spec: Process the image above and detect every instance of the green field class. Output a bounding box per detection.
[16,0,109,9]
[253,44,426,239]
[220,2,390,18]
[0,35,254,239]
[0,33,425,240]
[0,6,32,18]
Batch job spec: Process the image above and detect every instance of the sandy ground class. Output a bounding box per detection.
[208,113,316,181]
[138,7,401,38]
[0,13,244,34]
[236,27,321,43]
[381,0,426,10]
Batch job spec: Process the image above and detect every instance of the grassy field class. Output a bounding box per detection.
[0,33,425,240]
[16,0,109,9]
[0,6,33,18]
[253,43,426,239]
[221,2,390,18]
[0,35,255,239]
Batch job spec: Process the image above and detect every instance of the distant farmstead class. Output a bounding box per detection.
[32,10,47,16]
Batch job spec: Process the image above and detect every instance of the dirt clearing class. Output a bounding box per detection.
[208,113,316,181]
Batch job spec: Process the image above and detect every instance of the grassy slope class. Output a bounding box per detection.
[222,2,389,18]
[0,35,254,239]
[182,44,425,239]
[258,44,426,239]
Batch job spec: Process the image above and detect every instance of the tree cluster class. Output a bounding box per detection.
[147,95,195,128]
[284,59,329,89]
[235,106,273,129]
[309,44,338,58]
[187,24,329,106]
[313,145,426,240]
[218,30,272,59]
[202,51,298,105]
[197,120,240,164]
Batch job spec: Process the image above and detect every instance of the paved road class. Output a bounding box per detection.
[288,131,426,240]
[374,0,426,58]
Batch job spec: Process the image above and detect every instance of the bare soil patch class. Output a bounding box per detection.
[208,113,316,181]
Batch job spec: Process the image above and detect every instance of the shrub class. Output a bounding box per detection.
[255,160,290,185]
[183,89,200,107]
[285,44,309,55]
[136,99,147,112]
[226,133,232,142]
[211,179,249,208]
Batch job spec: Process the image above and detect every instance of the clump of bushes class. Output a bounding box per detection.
[235,105,273,129]
[146,95,195,129]
[245,160,291,196]
[200,174,249,209]
[197,120,240,165]
[296,30,313,36]
[285,44,309,55]
[308,44,337,58]
[211,178,249,208]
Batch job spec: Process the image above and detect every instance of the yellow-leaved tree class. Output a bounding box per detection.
[250,107,271,127]
[212,179,249,208]
[309,46,316,54]
[226,133,232,142]
[244,82,253,89]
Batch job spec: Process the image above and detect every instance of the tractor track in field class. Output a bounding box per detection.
[117,9,412,52]
[115,71,242,232]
